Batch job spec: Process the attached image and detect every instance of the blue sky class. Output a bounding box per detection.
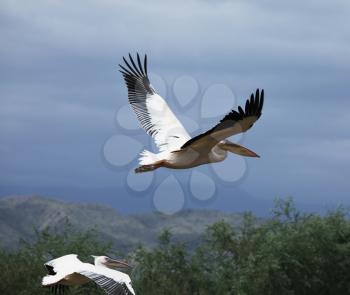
[1,0,349,213]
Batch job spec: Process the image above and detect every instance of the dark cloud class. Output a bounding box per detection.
[0,0,349,207]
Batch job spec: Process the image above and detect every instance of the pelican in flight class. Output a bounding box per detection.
[119,54,264,173]
[42,254,135,295]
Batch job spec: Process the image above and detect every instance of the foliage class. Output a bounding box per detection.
[132,199,350,295]
[132,230,192,294]
[1,199,349,295]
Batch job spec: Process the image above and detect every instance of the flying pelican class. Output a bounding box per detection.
[119,54,264,173]
[42,254,135,295]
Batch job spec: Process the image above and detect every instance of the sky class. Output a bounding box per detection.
[0,0,349,214]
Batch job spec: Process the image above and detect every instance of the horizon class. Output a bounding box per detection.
[0,189,341,217]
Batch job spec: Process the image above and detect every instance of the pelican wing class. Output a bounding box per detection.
[44,264,69,294]
[79,270,134,295]
[44,254,81,274]
[119,53,191,152]
[181,89,264,151]
[43,254,82,294]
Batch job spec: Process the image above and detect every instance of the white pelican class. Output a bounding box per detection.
[119,54,264,173]
[42,254,135,295]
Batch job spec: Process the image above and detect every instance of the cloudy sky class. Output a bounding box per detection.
[1,0,349,213]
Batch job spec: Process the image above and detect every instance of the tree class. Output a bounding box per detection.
[132,199,350,295]
[132,230,193,295]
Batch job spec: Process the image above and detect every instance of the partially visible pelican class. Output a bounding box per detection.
[42,254,135,295]
[119,53,264,173]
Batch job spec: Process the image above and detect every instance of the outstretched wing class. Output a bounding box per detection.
[79,270,134,295]
[44,265,68,294]
[43,254,81,294]
[44,254,81,274]
[181,89,264,151]
[119,53,191,152]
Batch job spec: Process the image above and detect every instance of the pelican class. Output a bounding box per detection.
[42,254,135,295]
[119,54,264,173]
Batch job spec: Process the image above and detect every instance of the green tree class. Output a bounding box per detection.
[132,230,193,295]
[132,199,350,295]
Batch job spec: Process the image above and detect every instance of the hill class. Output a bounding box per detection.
[0,195,245,252]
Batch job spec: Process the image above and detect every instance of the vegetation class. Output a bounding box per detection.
[1,199,349,295]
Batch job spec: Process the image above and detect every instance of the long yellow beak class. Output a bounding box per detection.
[219,141,260,158]
[106,258,131,269]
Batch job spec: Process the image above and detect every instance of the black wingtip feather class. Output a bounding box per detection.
[137,53,144,75]
[249,93,254,115]
[254,88,260,110]
[144,54,148,75]
[50,284,67,294]
[181,87,265,149]
[123,56,139,77]
[128,53,142,76]
[119,53,148,79]
[118,53,156,138]
[259,89,264,114]
[119,64,133,76]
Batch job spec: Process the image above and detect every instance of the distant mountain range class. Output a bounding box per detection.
[0,195,246,252]
[0,185,274,215]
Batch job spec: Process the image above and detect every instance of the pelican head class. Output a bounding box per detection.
[91,255,131,269]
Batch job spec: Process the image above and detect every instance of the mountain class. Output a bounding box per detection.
[0,185,274,215]
[0,195,246,252]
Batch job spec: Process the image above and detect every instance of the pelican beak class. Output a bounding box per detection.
[106,257,131,269]
[220,141,260,158]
